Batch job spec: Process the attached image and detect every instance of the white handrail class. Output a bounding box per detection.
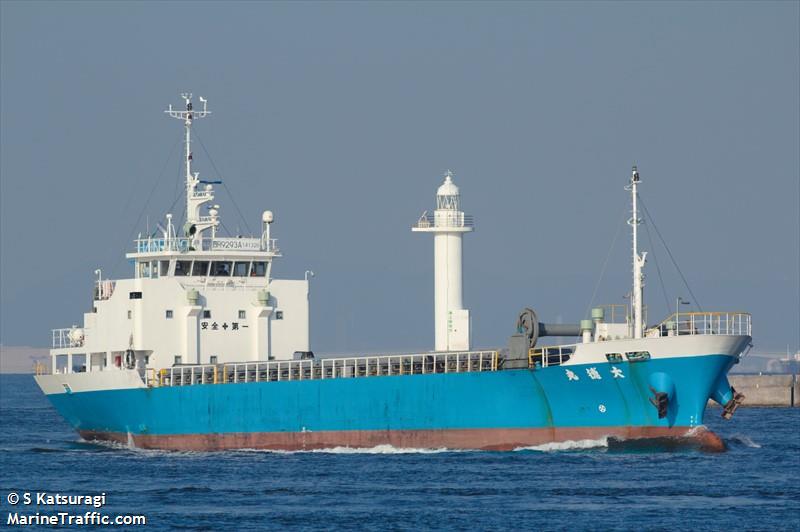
[651,312,751,337]
[149,350,499,387]
[529,345,576,368]
[413,212,474,229]
[52,328,83,348]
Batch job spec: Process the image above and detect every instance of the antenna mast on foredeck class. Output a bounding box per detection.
[627,165,647,338]
[165,93,216,244]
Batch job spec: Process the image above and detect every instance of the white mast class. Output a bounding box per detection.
[165,94,215,245]
[627,165,647,338]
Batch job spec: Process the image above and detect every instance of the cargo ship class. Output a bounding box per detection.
[34,94,751,451]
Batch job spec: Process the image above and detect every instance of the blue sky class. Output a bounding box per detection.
[1,1,798,353]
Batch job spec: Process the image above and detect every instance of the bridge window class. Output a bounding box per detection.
[160,261,170,277]
[138,261,151,278]
[233,261,249,277]
[211,261,232,276]
[605,353,624,363]
[192,261,209,276]
[175,260,191,276]
[250,261,267,277]
[165,310,173,319]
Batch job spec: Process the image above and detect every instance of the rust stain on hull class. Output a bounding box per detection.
[80,426,726,453]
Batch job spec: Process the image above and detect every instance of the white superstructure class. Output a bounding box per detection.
[48,94,310,375]
[412,171,473,351]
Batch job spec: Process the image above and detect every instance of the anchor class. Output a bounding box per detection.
[649,386,669,419]
[721,387,745,420]
[710,375,746,420]
[647,372,675,420]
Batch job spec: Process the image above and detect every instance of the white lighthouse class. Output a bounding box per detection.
[412,171,474,351]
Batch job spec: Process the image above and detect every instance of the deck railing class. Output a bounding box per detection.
[596,304,630,324]
[52,328,83,348]
[650,312,751,337]
[93,280,116,301]
[146,350,499,387]
[528,345,575,368]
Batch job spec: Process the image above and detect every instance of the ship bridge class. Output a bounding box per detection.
[45,94,311,376]
[127,232,280,281]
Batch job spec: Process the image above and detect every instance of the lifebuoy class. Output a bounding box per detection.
[124,349,136,369]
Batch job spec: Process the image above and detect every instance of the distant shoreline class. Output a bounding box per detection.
[0,346,48,374]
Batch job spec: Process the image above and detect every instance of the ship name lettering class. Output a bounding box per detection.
[586,367,602,380]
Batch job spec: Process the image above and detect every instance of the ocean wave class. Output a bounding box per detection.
[28,446,75,453]
[726,434,762,448]
[77,438,213,457]
[77,437,131,451]
[685,425,707,436]
[513,437,610,452]
[237,444,462,455]
[78,438,463,456]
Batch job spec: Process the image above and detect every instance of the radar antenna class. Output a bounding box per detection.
[165,92,210,185]
[165,93,216,243]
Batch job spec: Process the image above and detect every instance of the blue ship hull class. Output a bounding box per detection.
[42,354,737,451]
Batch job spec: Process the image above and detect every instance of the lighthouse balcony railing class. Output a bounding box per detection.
[134,236,278,254]
[648,312,751,338]
[52,328,83,349]
[146,350,499,387]
[413,212,474,229]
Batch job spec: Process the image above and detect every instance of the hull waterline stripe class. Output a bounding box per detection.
[79,425,726,452]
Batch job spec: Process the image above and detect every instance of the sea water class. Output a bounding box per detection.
[1,374,798,530]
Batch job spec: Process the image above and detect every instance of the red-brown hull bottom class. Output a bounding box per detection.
[80,425,727,453]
